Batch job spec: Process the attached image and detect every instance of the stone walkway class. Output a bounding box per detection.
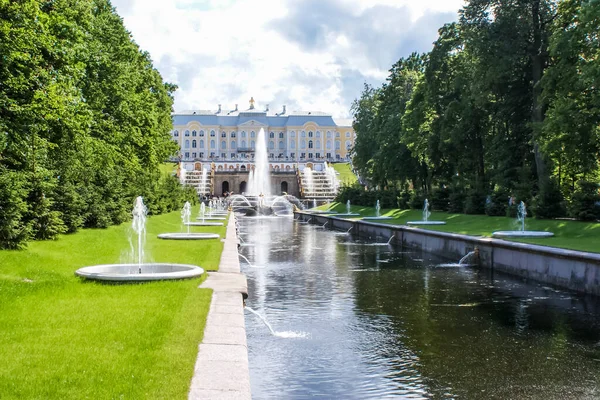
[189,215,251,400]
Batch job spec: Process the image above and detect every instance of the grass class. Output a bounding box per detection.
[318,202,600,253]
[0,205,226,399]
[332,162,357,185]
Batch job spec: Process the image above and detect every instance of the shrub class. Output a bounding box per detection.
[568,181,600,221]
[531,179,566,219]
[430,187,450,212]
[464,189,486,215]
[448,189,466,213]
[485,188,509,216]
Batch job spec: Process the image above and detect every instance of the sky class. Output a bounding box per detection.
[111,0,466,118]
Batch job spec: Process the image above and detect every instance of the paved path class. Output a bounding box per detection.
[189,215,251,400]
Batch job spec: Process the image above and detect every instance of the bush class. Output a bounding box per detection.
[0,169,31,249]
[464,189,486,215]
[568,181,600,221]
[397,190,411,209]
[430,187,450,212]
[531,179,566,219]
[409,191,425,210]
[448,189,466,213]
[485,188,509,216]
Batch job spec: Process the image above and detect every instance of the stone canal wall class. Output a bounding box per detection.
[296,212,600,296]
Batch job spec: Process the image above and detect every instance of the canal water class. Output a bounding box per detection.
[238,216,600,399]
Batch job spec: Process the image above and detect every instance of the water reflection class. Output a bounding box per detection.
[239,217,600,399]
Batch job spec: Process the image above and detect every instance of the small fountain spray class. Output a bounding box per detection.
[347,226,353,233]
[387,235,395,245]
[181,201,191,234]
[375,200,381,217]
[346,200,351,214]
[423,199,431,222]
[132,196,147,273]
[200,202,206,223]
[517,201,527,232]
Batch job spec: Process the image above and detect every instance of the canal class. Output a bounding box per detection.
[238,216,600,399]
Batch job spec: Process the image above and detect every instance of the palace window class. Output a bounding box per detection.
[269,153,274,159]
[185,140,190,148]
[269,141,275,149]
[231,153,236,158]
[326,152,331,159]
[200,152,204,158]
[221,152,226,159]
[199,130,205,137]
[308,131,313,138]
[308,153,313,159]
[278,132,284,138]
[301,153,306,159]
[315,153,320,158]
[241,131,246,138]
[210,152,215,158]
[346,131,351,137]
[335,140,341,150]
[192,152,197,158]
[290,131,295,137]
[316,141,321,149]
[336,132,340,138]
[279,141,285,149]
[326,141,332,150]
[301,131,306,138]
[251,140,255,149]
[290,141,296,149]
[241,140,246,147]
[231,131,236,138]
[192,140,197,148]
[346,140,351,149]
[290,152,295,158]
[231,141,236,149]
[210,140,215,149]
[250,131,256,138]
[184,152,190,159]
[316,131,321,138]
[192,130,197,137]
[210,130,215,137]
[308,140,313,149]
[221,131,226,138]
[336,154,341,160]
[301,140,306,149]
[199,139,205,148]
[269,132,275,138]
[326,131,331,138]
[185,130,190,136]
[221,140,226,149]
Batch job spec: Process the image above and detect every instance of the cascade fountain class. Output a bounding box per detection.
[492,201,554,238]
[363,200,393,220]
[76,197,205,280]
[158,201,220,240]
[200,167,208,195]
[188,202,223,226]
[407,199,446,225]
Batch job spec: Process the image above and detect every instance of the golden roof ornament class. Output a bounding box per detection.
[249,97,255,109]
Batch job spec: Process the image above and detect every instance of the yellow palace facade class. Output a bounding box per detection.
[170,98,355,164]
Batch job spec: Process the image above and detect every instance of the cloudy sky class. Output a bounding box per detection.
[111,0,465,117]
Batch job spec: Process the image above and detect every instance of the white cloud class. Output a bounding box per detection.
[111,0,465,117]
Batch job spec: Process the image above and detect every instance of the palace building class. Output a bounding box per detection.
[170,97,355,163]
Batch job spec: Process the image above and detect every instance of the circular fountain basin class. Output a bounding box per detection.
[407,221,447,225]
[158,233,220,240]
[196,217,226,221]
[308,210,338,215]
[492,231,554,238]
[362,216,394,220]
[186,222,224,226]
[334,213,361,217]
[75,263,204,281]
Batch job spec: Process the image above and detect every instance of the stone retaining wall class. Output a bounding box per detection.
[296,212,600,296]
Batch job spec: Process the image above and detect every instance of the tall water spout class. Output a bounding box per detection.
[346,200,351,214]
[200,202,206,223]
[517,201,527,232]
[132,196,147,273]
[375,200,381,217]
[179,163,186,185]
[250,128,271,196]
[181,201,191,234]
[423,199,431,222]
[201,167,208,195]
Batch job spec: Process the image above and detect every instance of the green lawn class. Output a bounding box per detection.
[319,202,600,253]
[332,163,358,185]
[0,206,225,399]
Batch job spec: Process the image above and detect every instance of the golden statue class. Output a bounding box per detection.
[249,97,255,109]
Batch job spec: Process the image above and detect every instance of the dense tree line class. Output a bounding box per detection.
[349,0,600,220]
[0,0,196,249]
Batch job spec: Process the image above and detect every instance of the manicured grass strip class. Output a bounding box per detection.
[0,206,226,399]
[319,202,600,253]
[332,163,358,185]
